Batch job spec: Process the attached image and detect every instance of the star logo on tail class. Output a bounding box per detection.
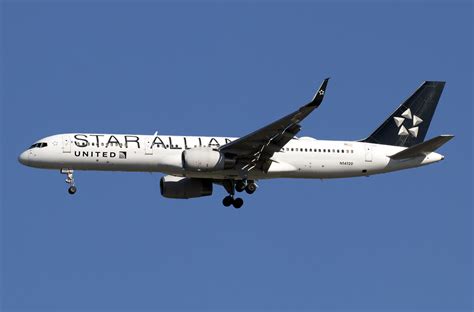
[393,108,423,138]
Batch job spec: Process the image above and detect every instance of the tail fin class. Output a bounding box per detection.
[362,81,445,147]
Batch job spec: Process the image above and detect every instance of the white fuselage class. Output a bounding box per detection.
[19,133,445,180]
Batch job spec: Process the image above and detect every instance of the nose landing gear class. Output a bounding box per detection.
[61,169,77,195]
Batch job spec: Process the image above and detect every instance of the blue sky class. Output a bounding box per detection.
[1,1,472,311]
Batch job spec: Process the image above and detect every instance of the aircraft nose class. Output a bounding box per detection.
[18,151,29,166]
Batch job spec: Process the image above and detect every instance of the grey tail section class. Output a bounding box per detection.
[362,81,446,147]
[388,134,454,160]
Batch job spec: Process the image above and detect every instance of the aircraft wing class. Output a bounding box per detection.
[219,78,329,173]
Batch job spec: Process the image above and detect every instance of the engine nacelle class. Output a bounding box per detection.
[160,175,213,199]
[182,148,235,172]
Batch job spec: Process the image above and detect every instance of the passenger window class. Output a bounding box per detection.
[318,149,321,152]
[92,142,95,146]
[332,149,335,153]
[291,148,294,151]
[305,148,307,152]
[341,150,344,153]
[337,149,340,153]
[323,149,326,152]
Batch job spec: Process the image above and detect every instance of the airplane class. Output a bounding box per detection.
[18,79,453,208]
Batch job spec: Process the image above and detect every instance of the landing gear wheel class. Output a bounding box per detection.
[245,182,257,194]
[68,186,77,195]
[222,196,233,207]
[235,181,246,192]
[232,198,244,209]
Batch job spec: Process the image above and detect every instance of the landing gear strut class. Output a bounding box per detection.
[61,169,77,195]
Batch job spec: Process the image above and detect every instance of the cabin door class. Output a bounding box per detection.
[365,146,373,162]
[62,135,71,153]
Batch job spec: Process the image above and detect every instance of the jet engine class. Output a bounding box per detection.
[182,148,235,172]
[160,175,213,199]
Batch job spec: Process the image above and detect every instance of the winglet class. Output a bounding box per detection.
[307,77,330,108]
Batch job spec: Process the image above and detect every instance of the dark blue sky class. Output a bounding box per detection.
[2,1,472,311]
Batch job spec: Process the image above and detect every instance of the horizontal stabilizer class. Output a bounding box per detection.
[389,135,454,160]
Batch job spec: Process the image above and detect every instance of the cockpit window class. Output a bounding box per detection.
[28,142,48,149]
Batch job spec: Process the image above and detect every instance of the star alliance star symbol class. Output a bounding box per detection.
[393,108,423,138]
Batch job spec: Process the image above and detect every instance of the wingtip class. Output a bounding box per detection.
[441,134,455,139]
[308,78,330,107]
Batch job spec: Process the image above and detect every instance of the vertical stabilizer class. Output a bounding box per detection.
[362,81,445,147]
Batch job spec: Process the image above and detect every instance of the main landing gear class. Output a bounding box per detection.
[222,195,243,208]
[235,180,257,194]
[61,169,77,195]
[222,179,257,209]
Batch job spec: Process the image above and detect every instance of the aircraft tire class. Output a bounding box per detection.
[233,198,243,209]
[223,196,233,207]
[235,181,246,192]
[245,183,256,194]
[68,186,77,195]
